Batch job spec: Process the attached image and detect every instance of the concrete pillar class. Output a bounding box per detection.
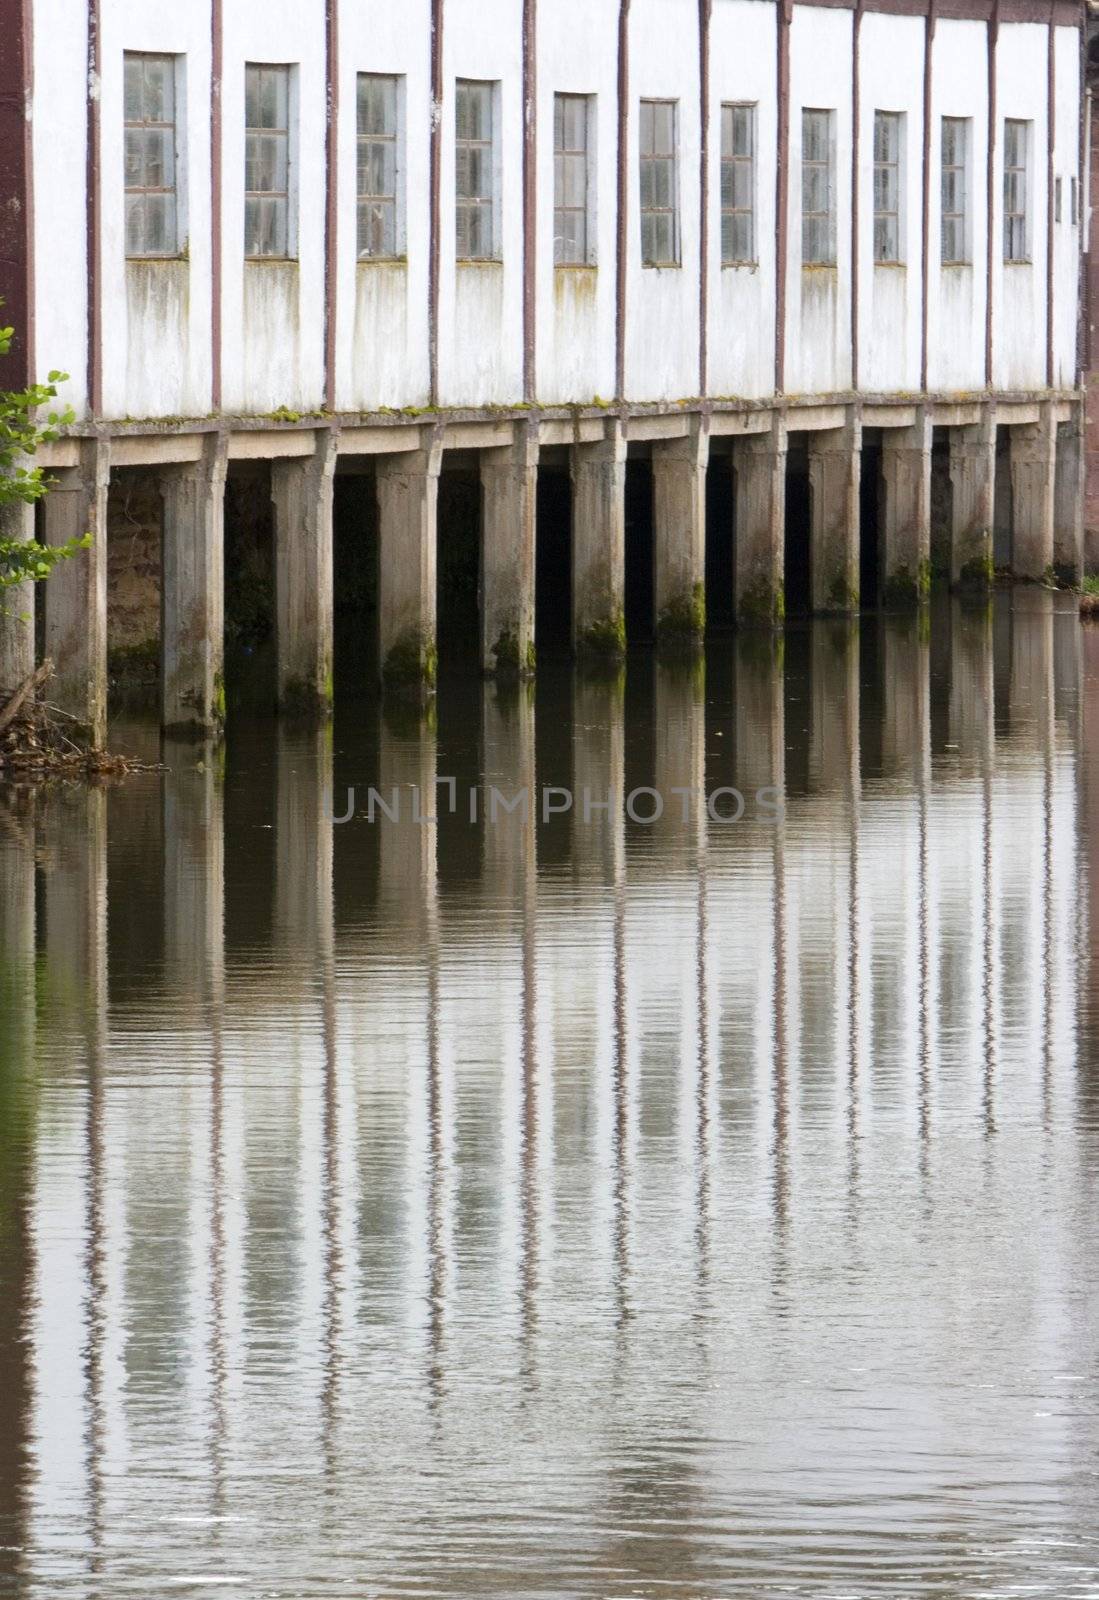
[161,435,229,735]
[0,499,35,697]
[42,438,110,746]
[376,441,442,692]
[652,418,708,648]
[881,411,932,608]
[271,430,337,716]
[808,416,861,614]
[1010,404,1056,581]
[734,417,787,627]
[809,620,860,796]
[571,421,627,658]
[1053,411,1084,584]
[949,411,995,588]
[480,425,537,678]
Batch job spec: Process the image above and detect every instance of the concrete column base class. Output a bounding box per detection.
[808,417,861,614]
[881,410,932,608]
[480,424,537,678]
[1053,409,1085,584]
[949,410,995,589]
[43,438,110,747]
[161,434,229,735]
[0,499,35,697]
[652,418,708,649]
[734,418,787,627]
[1010,404,1056,581]
[571,422,627,659]
[272,431,337,717]
[376,441,442,693]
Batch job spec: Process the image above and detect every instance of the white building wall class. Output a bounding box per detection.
[708,0,777,402]
[220,0,328,415]
[926,19,988,394]
[100,0,213,421]
[992,22,1050,392]
[438,0,525,408]
[786,5,854,398]
[858,13,924,395]
[536,0,619,407]
[626,0,702,401]
[1052,25,1080,390]
[335,0,433,412]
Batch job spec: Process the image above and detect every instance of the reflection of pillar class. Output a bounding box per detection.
[161,435,229,735]
[376,442,442,691]
[272,432,337,715]
[571,422,627,656]
[43,438,110,745]
[653,659,706,851]
[274,725,335,963]
[1008,588,1055,750]
[377,706,438,933]
[0,499,34,693]
[947,598,995,775]
[1010,406,1056,581]
[809,620,860,796]
[949,412,995,587]
[808,417,861,614]
[482,683,536,900]
[162,739,225,996]
[1053,412,1084,582]
[572,673,626,881]
[652,420,708,646]
[881,411,932,607]
[734,634,785,799]
[880,617,931,784]
[734,418,787,626]
[480,426,537,677]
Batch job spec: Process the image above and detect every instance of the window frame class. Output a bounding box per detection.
[801,107,836,267]
[1003,117,1030,264]
[872,109,903,265]
[357,72,405,262]
[554,92,595,267]
[720,102,756,267]
[639,98,681,269]
[940,115,970,266]
[244,62,296,261]
[456,79,500,263]
[124,51,182,259]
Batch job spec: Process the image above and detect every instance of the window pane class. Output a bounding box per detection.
[639,100,654,155]
[803,162,827,215]
[125,193,146,255]
[359,75,396,136]
[732,159,751,212]
[641,211,656,264]
[721,106,733,160]
[639,159,654,210]
[732,211,752,263]
[143,192,175,254]
[652,101,674,155]
[650,155,672,209]
[564,151,586,208]
[733,106,752,157]
[143,57,172,122]
[720,160,734,209]
[803,110,826,162]
[124,57,143,121]
[565,95,586,150]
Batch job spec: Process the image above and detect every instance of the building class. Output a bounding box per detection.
[0,0,1087,738]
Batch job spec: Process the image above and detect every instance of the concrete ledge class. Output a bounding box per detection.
[627,414,690,442]
[861,405,918,429]
[930,402,984,427]
[995,402,1041,426]
[709,411,773,437]
[539,418,606,446]
[111,434,205,467]
[339,425,424,456]
[443,421,516,451]
[36,440,83,469]
[785,404,848,433]
[227,430,319,460]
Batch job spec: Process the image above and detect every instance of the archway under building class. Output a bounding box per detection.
[224,460,276,712]
[332,462,380,699]
[704,445,736,632]
[783,438,812,618]
[105,466,162,714]
[859,431,883,607]
[625,447,655,647]
[535,450,573,656]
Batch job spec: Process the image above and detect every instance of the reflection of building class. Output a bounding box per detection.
[0,1,1088,731]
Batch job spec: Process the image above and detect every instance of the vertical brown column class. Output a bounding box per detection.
[43,439,111,746]
[522,0,537,403]
[86,0,102,417]
[616,0,632,401]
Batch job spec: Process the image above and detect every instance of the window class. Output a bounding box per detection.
[721,104,755,265]
[1003,118,1029,262]
[245,64,292,258]
[640,99,679,267]
[873,111,902,263]
[358,74,402,259]
[456,80,498,261]
[124,53,179,257]
[801,108,835,266]
[941,116,968,264]
[555,94,593,265]
[1071,176,1079,226]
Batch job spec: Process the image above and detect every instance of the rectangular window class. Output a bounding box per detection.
[245,63,292,259]
[801,108,835,266]
[1003,118,1029,262]
[941,116,968,264]
[456,80,498,261]
[640,99,679,267]
[873,110,902,263]
[1071,175,1079,226]
[124,53,179,257]
[721,103,756,265]
[554,93,594,266]
[358,74,402,259]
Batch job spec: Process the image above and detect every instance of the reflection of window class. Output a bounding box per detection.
[555,94,594,265]
[721,104,755,265]
[245,64,292,258]
[1003,118,1030,262]
[801,108,835,266]
[640,99,679,267]
[873,110,902,263]
[358,74,402,259]
[456,80,498,261]
[124,53,179,257]
[941,117,969,264]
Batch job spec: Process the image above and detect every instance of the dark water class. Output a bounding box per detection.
[3,592,1099,1599]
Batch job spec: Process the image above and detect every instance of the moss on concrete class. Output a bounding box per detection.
[491,629,536,680]
[956,550,994,591]
[382,628,437,693]
[882,559,931,610]
[280,673,334,720]
[826,573,859,613]
[657,583,706,649]
[738,577,785,628]
[577,608,626,660]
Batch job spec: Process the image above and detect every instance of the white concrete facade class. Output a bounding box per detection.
[19,0,1082,424]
